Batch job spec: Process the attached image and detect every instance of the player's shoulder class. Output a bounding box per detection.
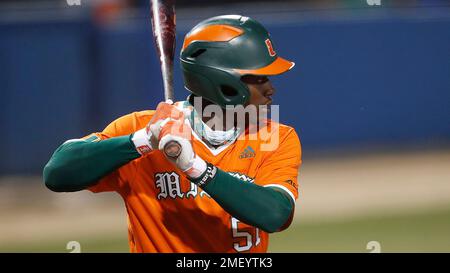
[102,110,155,137]
[258,120,301,158]
[278,122,297,136]
[247,119,301,154]
[265,119,300,142]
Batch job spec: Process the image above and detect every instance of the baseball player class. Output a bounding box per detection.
[43,15,302,253]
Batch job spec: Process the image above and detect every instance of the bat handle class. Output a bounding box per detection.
[164,140,182,158]
[162,99,181,158]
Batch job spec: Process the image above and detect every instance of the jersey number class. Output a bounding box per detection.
[231,217,261,252]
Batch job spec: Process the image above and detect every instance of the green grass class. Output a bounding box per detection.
[269,207,450,253]
[2,236,129,253]
[3,207,450,253]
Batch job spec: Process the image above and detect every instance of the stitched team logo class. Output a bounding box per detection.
[154,171,253,201]
[265,38,276,57]
[154,172,210,200]
[155,172,184,199]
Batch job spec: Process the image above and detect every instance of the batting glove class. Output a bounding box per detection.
[157,118,207,179]
[131,100,186,155]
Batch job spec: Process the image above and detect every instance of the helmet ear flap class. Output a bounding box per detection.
[210,69,250,107]
[181,60,250,108]
[220,85,238,97]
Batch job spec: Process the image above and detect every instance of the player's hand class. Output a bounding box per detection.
[157,118,207,178]
[157,118,194,170]
[131,100,186,155]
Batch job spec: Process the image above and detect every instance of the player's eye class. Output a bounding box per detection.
[241,75,269,85]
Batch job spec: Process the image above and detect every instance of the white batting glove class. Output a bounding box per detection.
[156,119,207,178]
[131,126,157,155]
[131,100,185,155]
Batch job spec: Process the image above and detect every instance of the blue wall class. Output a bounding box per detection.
[0,8,449,174]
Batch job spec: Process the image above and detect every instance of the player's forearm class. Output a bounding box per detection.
[43,135,140,192]
[191,167,294,233]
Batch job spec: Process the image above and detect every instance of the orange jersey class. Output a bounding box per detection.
[86,106,302,253]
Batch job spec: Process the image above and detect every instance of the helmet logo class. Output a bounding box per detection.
[265,39,276,57]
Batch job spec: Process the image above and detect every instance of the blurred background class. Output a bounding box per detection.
[0,0,449,252]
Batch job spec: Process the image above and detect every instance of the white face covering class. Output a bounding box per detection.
[179,99,242,147]
[200,119,241,146]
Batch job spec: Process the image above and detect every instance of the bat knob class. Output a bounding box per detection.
[164,141,182,158]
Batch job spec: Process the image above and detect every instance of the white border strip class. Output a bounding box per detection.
[264,184,296,204]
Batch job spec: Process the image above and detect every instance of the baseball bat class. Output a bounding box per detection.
[150,0,182,158]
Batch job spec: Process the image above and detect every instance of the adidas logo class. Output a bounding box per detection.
[239,146,256,159]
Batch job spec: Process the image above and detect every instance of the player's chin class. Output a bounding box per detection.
[242,102,272,124]
[258,103,272,115]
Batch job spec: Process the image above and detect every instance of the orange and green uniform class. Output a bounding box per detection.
[44,101,302,253]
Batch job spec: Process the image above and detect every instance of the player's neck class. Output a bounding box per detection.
[188,95,268,133]
[189,96,237,131]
